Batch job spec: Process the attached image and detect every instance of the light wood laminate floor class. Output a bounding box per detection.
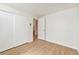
[0,39,78,55]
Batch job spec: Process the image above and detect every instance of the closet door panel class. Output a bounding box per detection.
[0,11,14,52]
[38,17,45,40]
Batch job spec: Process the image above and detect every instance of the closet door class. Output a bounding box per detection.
[38,17,46,40]
[0,11,14,52]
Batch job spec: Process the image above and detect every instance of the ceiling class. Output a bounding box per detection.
[2,3,79,17]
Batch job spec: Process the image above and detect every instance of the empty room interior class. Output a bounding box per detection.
[0,3,79,55]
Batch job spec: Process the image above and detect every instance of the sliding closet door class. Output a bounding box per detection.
[0,11,14,52]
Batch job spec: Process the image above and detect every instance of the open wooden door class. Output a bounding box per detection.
[33,18,38,41]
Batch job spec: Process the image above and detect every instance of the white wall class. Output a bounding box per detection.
[0,4,33,52]
[38,7,79,50]
[14,15,32,45]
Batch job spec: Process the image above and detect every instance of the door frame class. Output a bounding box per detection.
[33,18,38,41]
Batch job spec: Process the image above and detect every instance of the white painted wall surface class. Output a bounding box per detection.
[14,15,32,45]
[0,5,33,52]
[38,7,79,50]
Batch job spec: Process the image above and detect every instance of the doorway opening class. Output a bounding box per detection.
[33,18,38,41]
